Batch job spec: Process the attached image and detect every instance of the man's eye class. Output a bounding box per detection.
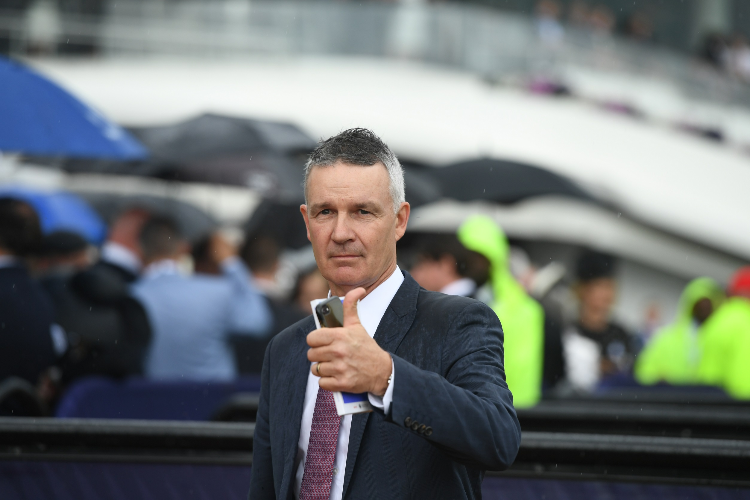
[359,209,371,215]
[320,209,331,215]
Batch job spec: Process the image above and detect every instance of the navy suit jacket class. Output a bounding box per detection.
[248,271,521,499]
[0,265,58,384]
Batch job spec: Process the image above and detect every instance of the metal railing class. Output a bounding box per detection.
[2,416,750,486]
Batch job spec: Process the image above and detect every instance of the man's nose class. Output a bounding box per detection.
[331,213,355,243]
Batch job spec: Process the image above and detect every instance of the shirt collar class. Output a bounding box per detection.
[142,259,182,279]
[101,242,142,275]
[440,277,477,297]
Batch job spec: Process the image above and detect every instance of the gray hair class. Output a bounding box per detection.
[303,128,405,214]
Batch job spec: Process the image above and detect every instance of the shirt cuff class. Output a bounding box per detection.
[50,324,68,356]
[367,359,394,415]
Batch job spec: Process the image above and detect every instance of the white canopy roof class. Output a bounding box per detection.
[408,198,745,283]
[28,57,750,266]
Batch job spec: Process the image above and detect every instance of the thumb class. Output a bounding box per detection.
[343,287,366,327]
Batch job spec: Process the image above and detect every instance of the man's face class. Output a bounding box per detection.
[301,161,409,296]
[578,278,616,314]
[410,254,459,292]
[692,297,714,324]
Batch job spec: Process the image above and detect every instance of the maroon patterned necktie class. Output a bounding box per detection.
[299,387,341,500]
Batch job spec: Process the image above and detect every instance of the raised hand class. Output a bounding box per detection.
[307,287,392,396]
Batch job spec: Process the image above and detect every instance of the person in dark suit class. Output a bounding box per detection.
[51,209,152,382]
[0,198,64,386]
[249,129,521,500]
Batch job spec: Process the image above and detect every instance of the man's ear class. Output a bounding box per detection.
[300,204,311,242]
[440,253,459,273]
[394,202,410,241]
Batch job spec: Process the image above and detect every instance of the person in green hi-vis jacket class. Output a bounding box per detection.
[635,277,724,386]
[457,215,544,408]
[697,267,750,400]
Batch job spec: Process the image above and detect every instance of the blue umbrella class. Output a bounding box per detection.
[0,185,108,245]
[0,56,148,160]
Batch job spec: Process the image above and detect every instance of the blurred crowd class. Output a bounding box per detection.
[534,0,640,44]
[0,197,330,415]
[402,216,750,407]
[700,32,750,84]
[1,194,749,416]
[534,0,750,84]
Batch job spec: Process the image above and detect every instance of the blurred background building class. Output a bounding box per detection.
[1,1,750,498]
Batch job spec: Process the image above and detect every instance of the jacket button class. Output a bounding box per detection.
[404,417,412,427]
[411,421,420,431]
[424,427,433,436]
[418,424,426,434]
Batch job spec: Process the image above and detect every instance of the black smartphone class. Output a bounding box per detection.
[315,296,344,328]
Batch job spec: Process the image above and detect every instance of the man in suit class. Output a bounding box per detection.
[0,198,65,386]
[49,209,152,382]
[249,129,521,500]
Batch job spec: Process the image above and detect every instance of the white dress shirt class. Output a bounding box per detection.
[100,241,142,275]
[562,326,600,391]
[295,266,404,500]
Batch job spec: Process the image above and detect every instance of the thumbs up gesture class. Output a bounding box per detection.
[307,287,393,396]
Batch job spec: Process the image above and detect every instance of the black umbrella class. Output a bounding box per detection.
[401,160,443,208]
[431,158,597,205]
[78,193,218,243]
[244,199,310,250]
[174,153,306,203]
[123,114,317,203]
[129,113,317,162]
[42,114,316,202]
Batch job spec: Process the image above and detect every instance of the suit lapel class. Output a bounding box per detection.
[374,271,420,353]
[341,272,420,498]
[279,318,316,499]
